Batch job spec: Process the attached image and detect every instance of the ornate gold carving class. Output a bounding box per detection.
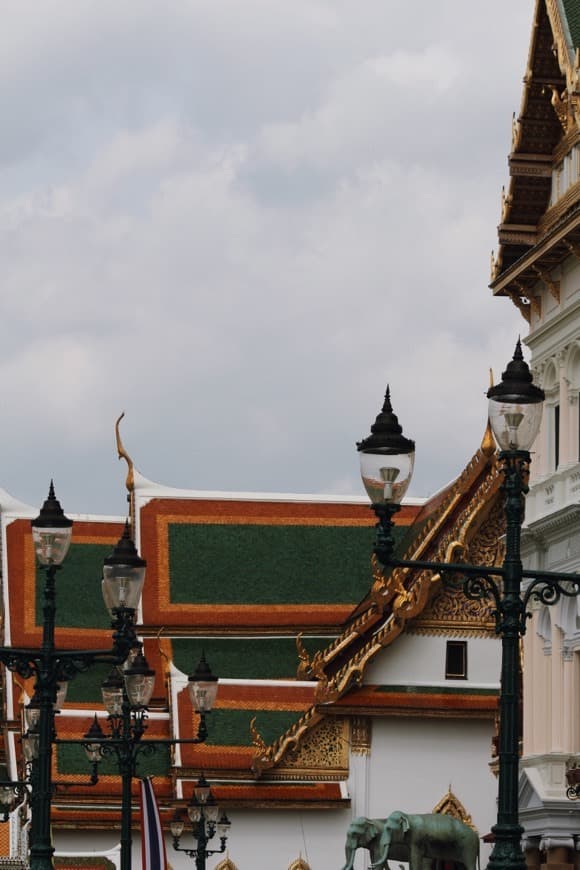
[533,266,560,303]
[480,419,496,458]
[115,412,135,528]
[501,186,513,222]
[544,85,572,131]
[351,717,372,756]
[512,112,521,150]
[250,717,272,762]
[507,291,531,323]
[432,787,477,832]
[490,250,502,282]
[538,179,580,235]
[296,633,328,681]
[215,858,238,870]
[565,239,580,260]
[288,858,311,870]
[281,718,348,771]
[296,633,311,679]
[412,498,504,636]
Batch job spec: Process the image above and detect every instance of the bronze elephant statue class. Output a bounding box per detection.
[340,811,480,870]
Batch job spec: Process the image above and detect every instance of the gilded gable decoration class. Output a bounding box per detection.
[410,499,505,636]
[288,857,311,870]
[279,718,348,777]
[215,858,238,870]
[432,787,477,832]
[351,717,372,756]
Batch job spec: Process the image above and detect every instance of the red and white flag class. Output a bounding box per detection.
[140,777,168,870]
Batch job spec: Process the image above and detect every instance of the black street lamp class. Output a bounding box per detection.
[170,774,231,870]
[0,485,139,870]
[359,341,580,870]
[58,644,219,870]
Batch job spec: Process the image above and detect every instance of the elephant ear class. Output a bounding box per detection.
[400,813,410,833]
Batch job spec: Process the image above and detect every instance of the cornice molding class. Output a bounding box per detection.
[525,501,580,538]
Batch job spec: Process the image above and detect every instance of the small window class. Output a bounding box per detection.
[445,641,467,679]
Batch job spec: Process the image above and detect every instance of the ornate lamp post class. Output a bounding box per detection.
[67,647,219,870]
[359,341,580,870]
[170,774,231,870]
[0,485,139,870]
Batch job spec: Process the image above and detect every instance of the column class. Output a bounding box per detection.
[558,354,570,466]
[569,392,579,468]
[523,612,536,756]
[541,840,574,870]
[562,645,574,753]
[551,626,563,751]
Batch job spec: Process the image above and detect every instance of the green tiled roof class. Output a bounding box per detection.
[57,742,169,777]
[562,0,580,48]
[36,544,111,630]
[205,708,303,746]
[172,636,330,680]
[64,663,111,704]
[169,523,384,605]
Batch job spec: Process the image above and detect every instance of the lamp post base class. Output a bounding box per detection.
[486,822,526,870]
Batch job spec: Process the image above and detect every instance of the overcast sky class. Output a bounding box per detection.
[0,0,533,516]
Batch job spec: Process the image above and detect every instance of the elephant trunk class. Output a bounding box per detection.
[340,842,356,870]
[371,832,390,869]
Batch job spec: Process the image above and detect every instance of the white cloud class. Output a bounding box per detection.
[0,0,532,513]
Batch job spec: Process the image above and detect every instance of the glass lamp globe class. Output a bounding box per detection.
[357,386,415,505]
[83,715,104,763]
[0,786,18,820]
[188,654,218,713]
[102,521,146,614]
[22,730,39,762]
[187,796,202,823]
[124,651,155,709]
[170,811,185,839]
[194,774,211,804]
[101,668,124,717]
[31,482,73,566]
[488,340,545,451]
[54,682,68,712]
[217,812,231,838]
[205,795,219,824]
[24,692,41,731]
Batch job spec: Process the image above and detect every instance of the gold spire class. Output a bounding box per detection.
[481,419,496,458]
[115,412,135,530]
[481,370,496,457]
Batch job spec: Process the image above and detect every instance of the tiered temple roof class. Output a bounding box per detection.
[491,0,580,317]
[0,422,503,845]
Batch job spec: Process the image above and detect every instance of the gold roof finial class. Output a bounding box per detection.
[481,370,496,458]
[115,412,135,530]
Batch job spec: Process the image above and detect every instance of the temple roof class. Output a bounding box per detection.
[0,424,501,830]
[491,0,580,316]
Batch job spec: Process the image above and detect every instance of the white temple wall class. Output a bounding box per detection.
[518,250,580,851]
[363,632,500,687]
[52,713,497,870]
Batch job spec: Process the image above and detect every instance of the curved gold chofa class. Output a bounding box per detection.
[114,412,135,531]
